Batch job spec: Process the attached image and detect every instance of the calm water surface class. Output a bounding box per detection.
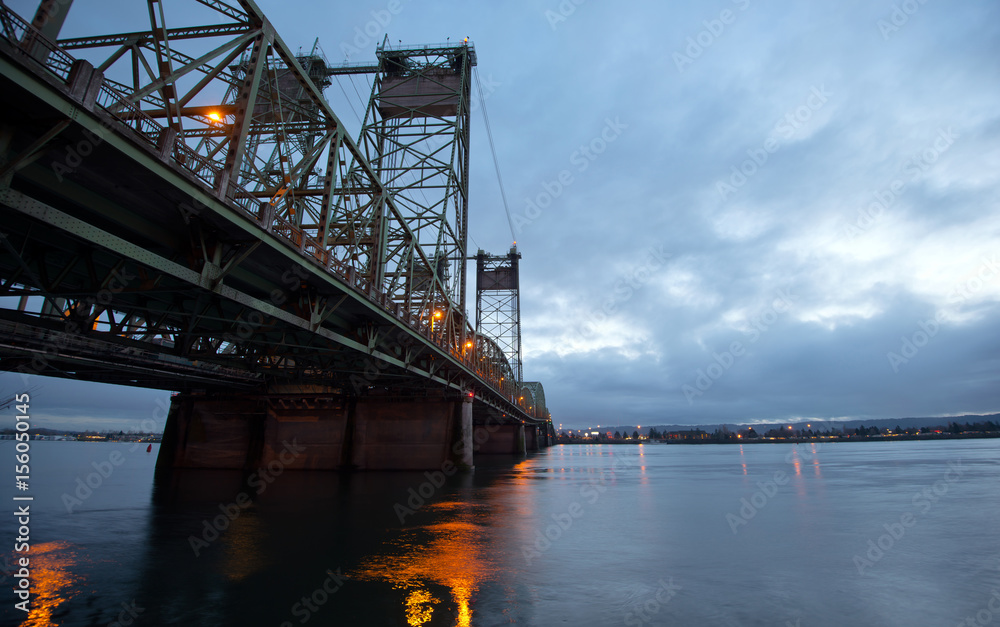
[2,439,999,626]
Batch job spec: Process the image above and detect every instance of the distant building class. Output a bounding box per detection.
[665,429,709,440]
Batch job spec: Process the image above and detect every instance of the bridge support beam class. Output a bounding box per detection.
[156,391,475,472]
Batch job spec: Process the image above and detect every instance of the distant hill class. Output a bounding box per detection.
[0,427,161,436]
[578,415,1000,436]
[0,427,68,436]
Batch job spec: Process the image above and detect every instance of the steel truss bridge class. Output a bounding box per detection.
[0,0,551,468]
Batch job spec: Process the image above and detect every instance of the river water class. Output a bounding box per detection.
[2,439,999,626]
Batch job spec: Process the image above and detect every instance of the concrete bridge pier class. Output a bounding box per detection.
[525,425,539,451]
[473,423,526,455]
[455,396,474,471]
[538,426,549,448]
[156,389,475,473]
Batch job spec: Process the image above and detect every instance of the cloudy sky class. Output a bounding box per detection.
[4,0,999,431]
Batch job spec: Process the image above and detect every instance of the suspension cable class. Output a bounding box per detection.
[475,67,517,245]
[334,76,362,125]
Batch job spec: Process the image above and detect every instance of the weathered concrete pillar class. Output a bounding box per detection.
[259,396,349,470]
[350,397,458,470]
[158,392,478,472]
[473,423,527,455]
[454,396,474,471]
[155,392,351,472]
[155,393,266,471]
[525,425,538,451]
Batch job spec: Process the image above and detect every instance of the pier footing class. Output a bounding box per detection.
[157,391,476,471]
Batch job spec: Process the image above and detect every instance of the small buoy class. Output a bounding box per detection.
[146,444,152,453]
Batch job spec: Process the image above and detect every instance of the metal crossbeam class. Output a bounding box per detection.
[58,24,250,49]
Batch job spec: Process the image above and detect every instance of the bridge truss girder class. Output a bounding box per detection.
[19,0,462,352]
[0,0,545,424]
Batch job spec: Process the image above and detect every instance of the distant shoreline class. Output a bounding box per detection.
[0,432,162,442]
[557,432,1000,445]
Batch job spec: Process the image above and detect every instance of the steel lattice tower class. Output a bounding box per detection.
[476,247,522,384]
[356,41,476,318]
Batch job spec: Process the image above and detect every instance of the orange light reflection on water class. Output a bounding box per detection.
[17,541,82,627]
[405,588,439,625]
[220,514,266,582]
[810,443,822,477]
[351,502,496,627]
[788,448,808,498]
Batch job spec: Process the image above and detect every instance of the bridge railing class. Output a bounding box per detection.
[0,8,73,81]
